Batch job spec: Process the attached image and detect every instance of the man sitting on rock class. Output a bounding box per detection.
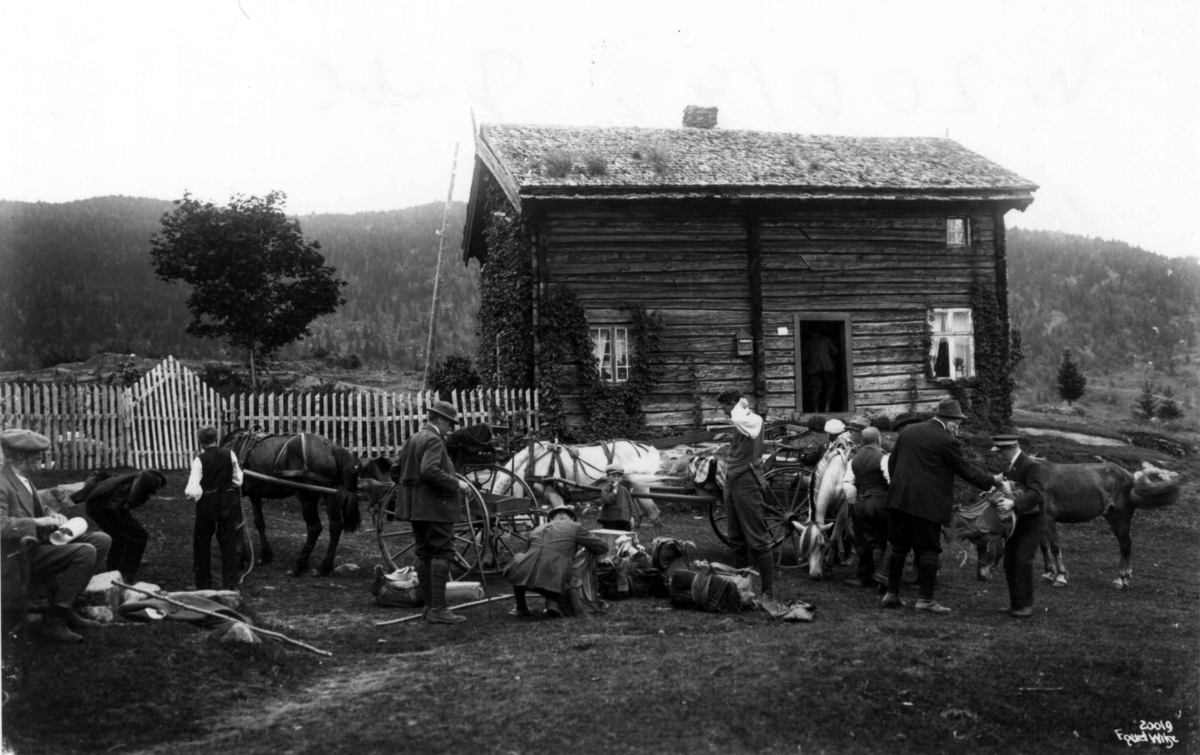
[0,429,112,643]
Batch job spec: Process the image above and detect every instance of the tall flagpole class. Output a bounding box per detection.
[423,143,459,388]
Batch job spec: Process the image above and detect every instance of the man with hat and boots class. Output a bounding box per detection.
[393,400,474,624]
[990,434,1045,619]
[881,399,1003,613]
[1,429,112,643]
[716,389,781,611]
[503,504,609,618]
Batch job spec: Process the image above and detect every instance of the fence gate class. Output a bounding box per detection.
[121,356,225,470]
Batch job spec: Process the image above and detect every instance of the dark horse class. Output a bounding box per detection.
[1036,461,1181,589]
[221,429,363,577]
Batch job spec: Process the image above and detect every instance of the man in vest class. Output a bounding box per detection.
[843,426,890,590]
[185,426,244,590]
[990,434,1045,619]
[1,429,112,643]
[882,399,1004,613]
[394,401,473,625]
[716,389,779,610]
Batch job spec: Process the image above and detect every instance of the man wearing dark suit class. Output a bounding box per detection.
[393,401,473,625]
[1,429,112,643]
[882,399,1002,613]
[503,504,609,618]
[990,434,1045,619]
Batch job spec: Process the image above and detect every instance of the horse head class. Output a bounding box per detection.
[804,447,850,580]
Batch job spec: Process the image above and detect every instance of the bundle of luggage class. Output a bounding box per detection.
[370,566,484,608]
[597,535,697,600]
[668,560,759,614]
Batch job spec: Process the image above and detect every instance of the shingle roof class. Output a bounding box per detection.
[479,123,1038,196]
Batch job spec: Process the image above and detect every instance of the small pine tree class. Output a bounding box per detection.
[1156,386,1183,421]
[1056,348,1087,406]
[1134,380,1159,420]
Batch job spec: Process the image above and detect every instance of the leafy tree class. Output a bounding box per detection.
[429,355,481,400]
[1133,380,1159,420]
[1156,386,1183,421]
[149,191,346,385]
[1056,348,1087,405]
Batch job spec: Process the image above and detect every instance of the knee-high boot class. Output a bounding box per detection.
[426,558,466,624]
[416,559,433,618]
[754,552,776,599]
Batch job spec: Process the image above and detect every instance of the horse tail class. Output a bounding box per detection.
[334,447,363,533]
[1129,473,1182,509]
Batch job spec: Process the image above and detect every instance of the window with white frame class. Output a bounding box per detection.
[929,308,974,379]
[590,326,630,382]
[946,217,970,247]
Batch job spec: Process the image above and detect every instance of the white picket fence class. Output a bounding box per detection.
[0,356,538,471]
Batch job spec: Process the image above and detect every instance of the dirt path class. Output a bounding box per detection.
[1019,426,1126,446]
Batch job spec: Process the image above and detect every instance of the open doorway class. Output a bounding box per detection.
[794,315,853,414]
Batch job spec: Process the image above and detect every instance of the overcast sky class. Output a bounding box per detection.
[3,0,1196,259]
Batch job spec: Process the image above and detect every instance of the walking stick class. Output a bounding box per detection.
[114,582,332,657]
[374,594,514,627]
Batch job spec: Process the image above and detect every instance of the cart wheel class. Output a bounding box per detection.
[708,467,810,550]
[462,465,546,575]
[375,475,491,580]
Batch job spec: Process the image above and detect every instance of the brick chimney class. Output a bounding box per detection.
[682,105,718,129]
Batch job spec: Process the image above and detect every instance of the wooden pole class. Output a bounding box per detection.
[374,593,514,627]
[114,581,332,657]
[422,143,460,388]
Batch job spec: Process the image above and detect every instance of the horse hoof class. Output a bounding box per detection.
[976,567,991,582]
[1113,579,1128,590]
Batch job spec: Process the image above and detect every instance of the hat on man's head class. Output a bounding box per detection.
[891,413,919,431]
[934,398,968,420]
[990,434,1020,451]
[823,419,846,436]
[428,401,460,425]
[0,429,50,453]
[548,505,578,521]
[605,462,624,476]
[848,416,871,432]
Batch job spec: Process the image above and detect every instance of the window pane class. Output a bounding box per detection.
[950,310,972,333]
[614,327,629,382]
[591,328,612,380]
[947,218,965,245]
[931,311,949,334]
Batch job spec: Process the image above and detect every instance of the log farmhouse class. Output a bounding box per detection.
[462,107,1037,431]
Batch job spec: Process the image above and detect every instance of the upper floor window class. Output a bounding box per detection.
[930,308,974,379]
[590,326,629,382]
[946,217,970,247]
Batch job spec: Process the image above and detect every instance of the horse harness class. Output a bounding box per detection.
[232,428,337,487]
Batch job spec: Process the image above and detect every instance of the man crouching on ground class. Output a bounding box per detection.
[503,505,608,618]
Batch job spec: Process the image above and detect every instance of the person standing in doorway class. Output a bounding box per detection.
[804,326,839,412]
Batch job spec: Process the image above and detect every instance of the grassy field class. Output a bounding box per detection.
[2,424,1197,755]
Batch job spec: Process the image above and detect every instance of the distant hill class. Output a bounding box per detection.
[1,198,1196,409]
[1007,227,1199,405]
[0,196,477,371]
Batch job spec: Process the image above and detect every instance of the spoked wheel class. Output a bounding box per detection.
[374,474,492,580]
[461,465,546,575]
[708,466,811,551]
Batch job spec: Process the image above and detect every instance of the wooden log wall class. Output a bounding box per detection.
[540,202,754,428]
[537,200,1001,430]
[759,205,997,418]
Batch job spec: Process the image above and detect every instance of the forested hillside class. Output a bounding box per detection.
[0,196,477,371]
[1,197,1196,404]
[1007,227,1199,395]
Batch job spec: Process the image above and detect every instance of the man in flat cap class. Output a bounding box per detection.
[393,401,473,625]
[1,429,112,643]
[990,434,1045,619]
[881,399,1003,614]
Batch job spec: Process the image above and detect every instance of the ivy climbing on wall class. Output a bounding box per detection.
[475,185,533,389]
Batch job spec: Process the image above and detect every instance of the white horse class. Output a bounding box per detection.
[506,440,664,535]
[791,437,853,579]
